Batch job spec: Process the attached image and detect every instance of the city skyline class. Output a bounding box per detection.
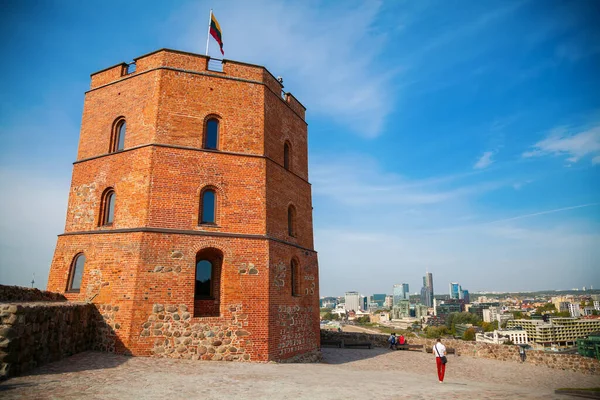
[1,1,599,293]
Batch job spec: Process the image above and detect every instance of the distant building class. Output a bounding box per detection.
[557,302,570,313]
[476,329,528,345]
[384,295,393,309]
[370,312,390,323]
[345,291,360,312]
[483,307,501,323]
[569,303,581,317]
[421,275,434,307]
[577,332,600,360]
[449,282,461,300]
[415,304,429,319]
[459,289,470,303]
[392,300,411,319]
[420,273,434,307]
[435,302,462,318]
[469,302,500,320]
[507,318,600,347]
[393,284,410,305]
[320,297,338,309]
[361,295,368,312]
[370,294,386,308]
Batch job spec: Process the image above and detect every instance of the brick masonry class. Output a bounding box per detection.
[46,49,320,361]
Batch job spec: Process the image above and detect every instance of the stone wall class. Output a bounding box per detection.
[321,330,600,375]
[0,285,66,303]
[0,302,96,379]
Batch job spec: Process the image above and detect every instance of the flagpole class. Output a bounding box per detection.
[205,9,213,56]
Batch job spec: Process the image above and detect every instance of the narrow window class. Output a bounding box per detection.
[205,118,219,150]
[291,258,299,296]
[195,259,213,298]
[112,119,126,152]
[288,205,296,237]
[67,254,86,292]
[194,248,223,317]
[200,189,216,224]
[100,189,116,226]
[284,142,291,170]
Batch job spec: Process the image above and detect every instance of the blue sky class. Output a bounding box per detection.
[0,0,599,296]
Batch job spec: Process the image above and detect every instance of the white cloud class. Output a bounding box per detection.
[311,154,503,208]
[523,125,600,165]
[168,0,395,138]
[474,151,494,169]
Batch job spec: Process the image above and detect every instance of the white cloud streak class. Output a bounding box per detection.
[484,203,600,225]
[474,151,494,169]
[312,154,504,207]
[523,125,600,165]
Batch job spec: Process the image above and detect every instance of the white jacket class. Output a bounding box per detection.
[433,343,446,357]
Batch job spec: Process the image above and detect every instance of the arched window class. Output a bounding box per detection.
[100,188,116,226]
[67,253,86,292]
[288,205,296,237]
[111,119,126,152]
[291,258,300,296]
[199,188,216,224]
[284,141,291,170]
[194,248,223,317]
[204,118,219,150]
[195,259,213,298]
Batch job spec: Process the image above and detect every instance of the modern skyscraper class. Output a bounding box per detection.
[449,282,461,299]
[420,272,434,307]
[393,284,410,305]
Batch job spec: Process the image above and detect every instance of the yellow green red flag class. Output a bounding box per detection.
[210,13,224,55]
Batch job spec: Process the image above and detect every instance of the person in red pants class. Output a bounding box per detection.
[433,338,447,383]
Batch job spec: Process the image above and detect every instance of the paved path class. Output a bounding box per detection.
[1,348,598,399]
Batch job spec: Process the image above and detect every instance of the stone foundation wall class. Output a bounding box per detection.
[142,303,254,361]
[0,302,96,379]
[0,285,67,303]
[321,330,600,375]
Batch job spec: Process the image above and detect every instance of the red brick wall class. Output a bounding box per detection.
[48,49,319,362]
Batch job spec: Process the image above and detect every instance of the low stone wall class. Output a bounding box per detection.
[0,302,96,379]
[321,330,600,375]
[0,285,67,303]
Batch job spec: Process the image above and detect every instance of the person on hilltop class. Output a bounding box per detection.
[388,333,397,350]
[519,346,527,363]
[433,338,447,383]
[398,334,406,346]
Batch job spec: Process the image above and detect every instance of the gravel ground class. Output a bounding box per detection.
[1,348,598,399]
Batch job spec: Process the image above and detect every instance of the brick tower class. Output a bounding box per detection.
[47,49,320,362]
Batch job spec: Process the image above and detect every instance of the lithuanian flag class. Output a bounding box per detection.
[210,13,224,55]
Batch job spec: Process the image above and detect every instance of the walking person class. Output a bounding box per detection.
[519,346,526,363]
[433,338,447,383]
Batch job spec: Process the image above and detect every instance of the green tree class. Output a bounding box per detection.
[447,312,481,334]
[481,321,498,332]
[322,312,335,320]
[463,327,476,341]
[536,303,556,313]
[424,326,448,338]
